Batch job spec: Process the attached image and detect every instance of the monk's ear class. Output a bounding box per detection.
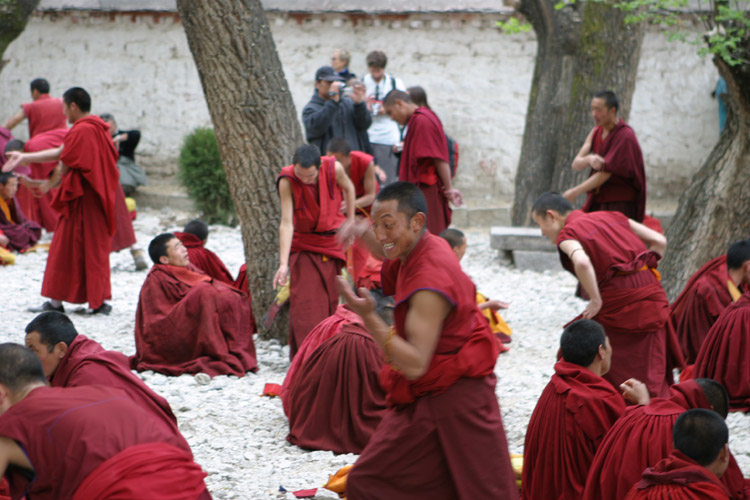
[410,212,426,231]
[159,255,170,265]
[53,342,68,359]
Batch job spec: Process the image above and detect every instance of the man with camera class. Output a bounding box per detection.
[302,66,372,155]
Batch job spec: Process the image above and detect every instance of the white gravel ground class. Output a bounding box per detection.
[2,206,747,499]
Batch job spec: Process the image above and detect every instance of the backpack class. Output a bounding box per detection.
[446,135,459,178]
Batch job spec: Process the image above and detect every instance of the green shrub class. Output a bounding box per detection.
[178,128,236,225]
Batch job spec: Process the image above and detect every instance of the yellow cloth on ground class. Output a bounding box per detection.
[0,246,15,266]
[511,453,523,489]
[125,196,137,213]
[323,465,352,498]
[476,292,511,335]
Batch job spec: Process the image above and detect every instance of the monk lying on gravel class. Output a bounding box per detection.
[624,409,733,500]
[522,319,649,500]
[24,311,187,449]
[131,233,257,377]
[175,219,235,285]
[583,379,750,500]
[0,343,211,500]
[283,303,388,454]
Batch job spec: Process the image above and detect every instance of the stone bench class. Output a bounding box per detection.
[490,226,560,272]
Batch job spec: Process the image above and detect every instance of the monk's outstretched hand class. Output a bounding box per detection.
[581,297,602,319]
[621,378,650,405]
[2,151,28,173]
[337,218,370,248]
[337,276,376,317]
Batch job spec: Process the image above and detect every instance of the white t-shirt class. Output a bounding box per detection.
[363,72,405,146]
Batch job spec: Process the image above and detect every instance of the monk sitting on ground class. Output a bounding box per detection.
[670,239,750,364]
[283,303,389,455]
[0,172,40,252]
[624,409,733,500]
[131,233,257,377]
[0,343,211,499]
[24,311,186,448]
[176,219,235,285]
[522,319,649,499]
[583,379,750,500]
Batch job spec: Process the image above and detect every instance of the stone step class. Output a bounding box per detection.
[131,179,196,213]
[451,205,510,229]
[490,226,556,252]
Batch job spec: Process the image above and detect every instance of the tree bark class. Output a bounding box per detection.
[659,57,750,300]
[0,0,40,72]
[176,0,304,342]
[511,0,644,226]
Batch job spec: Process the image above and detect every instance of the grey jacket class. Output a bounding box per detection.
[302,93,372,154]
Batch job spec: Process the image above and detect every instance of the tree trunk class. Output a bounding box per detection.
[0,0,40,72]
[176,0,304,342]
[511,0,644,226]
[659,57,750,300]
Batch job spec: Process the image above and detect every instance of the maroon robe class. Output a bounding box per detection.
[670,255,736,364]
[347,233,518,500]
[231,263,257,333]
[558,210,682,397]
[42,116,119,309]
[0,127,11,168]
[175,231,235,284]
[582,120,647,222]
[692,293,750,411]
[277,158,345,359]
[131,263,257,377]
[399,107,451,235]
[0,196,41,251]
[22,94,66,138]
[624,450,731,500]
[522,361,626,499]
[110,183,137,252]
[582,381,749,500]
[0,385,207,500]
[285,305,387,454]
[348,151,378,284]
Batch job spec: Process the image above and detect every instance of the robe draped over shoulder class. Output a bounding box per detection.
[176,231,235,284]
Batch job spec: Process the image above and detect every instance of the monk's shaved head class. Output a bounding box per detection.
[149,233,176,264]
[593,90,619,112]
[376,181,427,220]
[25,312,78,351]
[326,138,351,156]
[62,87,91,113]
[727,239,750,270]
[383,89,411,107]
[4,139,24,154]
[30,78,50,94]
[184,219,209,242]
[292,144,321,169]
[695,378,729,419]
[560,319,607,367]
[673,409,728,467]
[532,192,573,217]
[0,343,47,393]
[440,228,466,250]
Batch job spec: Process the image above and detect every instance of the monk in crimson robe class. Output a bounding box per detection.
[522,320,649,499]
[532,192,683,398]
[274,144,355,359]
[3,78,67,138]
[4,88,119,315]
[23,311,187,449]
[382,90,463,235]
[583,379,750,500]
[176,219,234,284]
[564,90,647,222]
[0,173,41,252]
[0,343,211,500]
[132,233,257,377]
[670,240,750,364]
[624,409,733,500]
[338,182,518,499]
[284,304,388,454]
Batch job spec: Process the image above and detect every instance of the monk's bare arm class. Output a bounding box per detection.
[334,161,356,222]
[628,219,667,257]
[435,159,463,206]
[0,436,33,477]
[274,177,294,289]
[559,239,603,318]
[355,161,378,209]
[563,171,612,203]
[572,128,597,171]
[3,146,64,174]
[3,108,26,130]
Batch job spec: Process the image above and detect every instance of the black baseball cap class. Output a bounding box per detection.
[315,66,345,82]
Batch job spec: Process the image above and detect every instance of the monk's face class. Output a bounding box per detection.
[161,238,189,267]
[25,332,66,378]
[452,239,468,262]
[371,199,425,260]
[293,164,319,185]
[384,101,410,126]
[0,177,18,201]
[62,101,83,124]
[532,211,564,243]
[590,98,616,128]
[327,152,351,169]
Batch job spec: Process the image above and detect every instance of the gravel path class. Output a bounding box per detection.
[2,207,747,498]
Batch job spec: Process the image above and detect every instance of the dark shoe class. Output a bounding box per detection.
[90,303,112,316]
[27,301,65,313]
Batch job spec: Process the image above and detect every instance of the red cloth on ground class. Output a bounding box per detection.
[521,361,626,500]
[623,450,731,500]
[176,231,235,284]
[42,116,119,308]
[110,184,137,252]
[399,107,451,235]
[131,263,257,377]
[50,334,187,450]
[0,196,41,251]
[0,385,197,500]
[348,150,377,215]
[582,120,646,222]
[15,128,67,232]
[558,210,680,397]
[670,255,734,364]
[693,293,750,412]
[285,307,387,454]
[22,95,67,137]
[582,381,749,500]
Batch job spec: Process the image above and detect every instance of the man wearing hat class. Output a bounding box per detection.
[302,66,371,154]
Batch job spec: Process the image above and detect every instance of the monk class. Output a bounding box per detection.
[24,311,187,449]
[338,181,518,499]
[3,78,67,138]
[0,127,12,168]
[0,343,210,499]
[522,319,650,499]
[670,239,750,364]
[176,219,234,284]
[532,192,681,397]
[284,303,389,455]
[4,87,119,315]
[564,90,647,222]
[274,144,355,359]
[131,233,257,377]
[0,173,41,252]
[624,409,732,500]
[583,379,750,500]
[382,90,463,235]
